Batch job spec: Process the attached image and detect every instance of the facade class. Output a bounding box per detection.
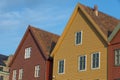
[51,3,119,80]
[108,23,120,80]
[0,54,13,80]
[9,26,59,80]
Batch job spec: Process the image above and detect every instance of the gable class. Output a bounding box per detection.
[109,28,120,45]
[55,7,106,54]
[10,30,45,67]
[108,23,120,44]
[9,26,59,67]
[51,3,108,57]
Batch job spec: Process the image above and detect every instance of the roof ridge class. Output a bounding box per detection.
[78,3,120,37]
[79,3,120,21]
[28,25,60,37]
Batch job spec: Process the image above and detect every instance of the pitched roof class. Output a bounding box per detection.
[80,4,120,37]
[50,3,120,57]
[29,26,60,58]
[9,26,59,66]
[0,54,8,66]
[108,23,120,42]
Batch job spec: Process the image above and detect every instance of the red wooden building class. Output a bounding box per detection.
[108,23,120,80]
[9,26,59,80]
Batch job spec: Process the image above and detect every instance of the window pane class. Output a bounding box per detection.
[92,53,100,69]
[115,49,120,66]
[25,47,32,59]
[34,65,40,77]
[79,56,86,70]
[58,60,64,73]
[19,69,23,79]
[12,70,16,80]
[75,32,82,45]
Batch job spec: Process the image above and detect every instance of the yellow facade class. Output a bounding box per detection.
[52,4,107,80]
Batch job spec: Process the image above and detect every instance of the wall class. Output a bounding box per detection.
[108,30,120,80]
[53,10,107,80]
[9,31,46,80]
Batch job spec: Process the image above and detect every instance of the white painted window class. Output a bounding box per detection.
[115,49,120,66]
[78,55,86,71]
[34,65,40,77]
[18,69,23,80]
[91,52,100,69]
[12,70,17,80]
[75,31,82,45]
[24,47,31,59]
[58,60,65,74]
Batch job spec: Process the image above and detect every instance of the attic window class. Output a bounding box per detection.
[24,47,32,59]
[75,31,82,45]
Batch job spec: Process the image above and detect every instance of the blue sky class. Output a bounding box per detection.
[0,0,120,56]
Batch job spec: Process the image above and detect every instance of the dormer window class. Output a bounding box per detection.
[75,31,82,45]
[24,47,31,59]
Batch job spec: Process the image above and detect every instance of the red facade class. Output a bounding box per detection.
[108,30,120,80]
[9,26,59,80]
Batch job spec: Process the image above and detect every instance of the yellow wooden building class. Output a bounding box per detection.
[51,3,119,80]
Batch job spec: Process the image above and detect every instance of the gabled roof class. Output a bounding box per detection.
[80,4,120,37]
[50,3,120,57]
[9,25,59,66]
[108,23,120,42]
[0,54,8,66]
[29,26,59,58]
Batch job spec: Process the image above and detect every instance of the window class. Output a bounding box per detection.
[24,47,31,59]
[12,70,17,80]
[18,69,23,80]
[78,55,86,71]
[75,31,82,45]
[58,60,65,74]
[115,49,120,66]
[91,52,100,69]
[34,65,40,78]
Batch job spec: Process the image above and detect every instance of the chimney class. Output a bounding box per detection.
[94,5,98,16]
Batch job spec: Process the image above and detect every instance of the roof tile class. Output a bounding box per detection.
[29,26,59,58]
[80,4,120,37]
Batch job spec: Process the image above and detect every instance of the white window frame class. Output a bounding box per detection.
[34,65,40,78]
[18,69,23,80]
[114,49,120,66]
[12,70,17,80]
[75,31,82,45]
[24,47,32,59]
[58,59,65,74]
[78,55,87,71]
[91,52,100,70]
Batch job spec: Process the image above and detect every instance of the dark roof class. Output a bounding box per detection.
[80,4,120,37]
[29,26,60,59]
[0,54,8,66]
